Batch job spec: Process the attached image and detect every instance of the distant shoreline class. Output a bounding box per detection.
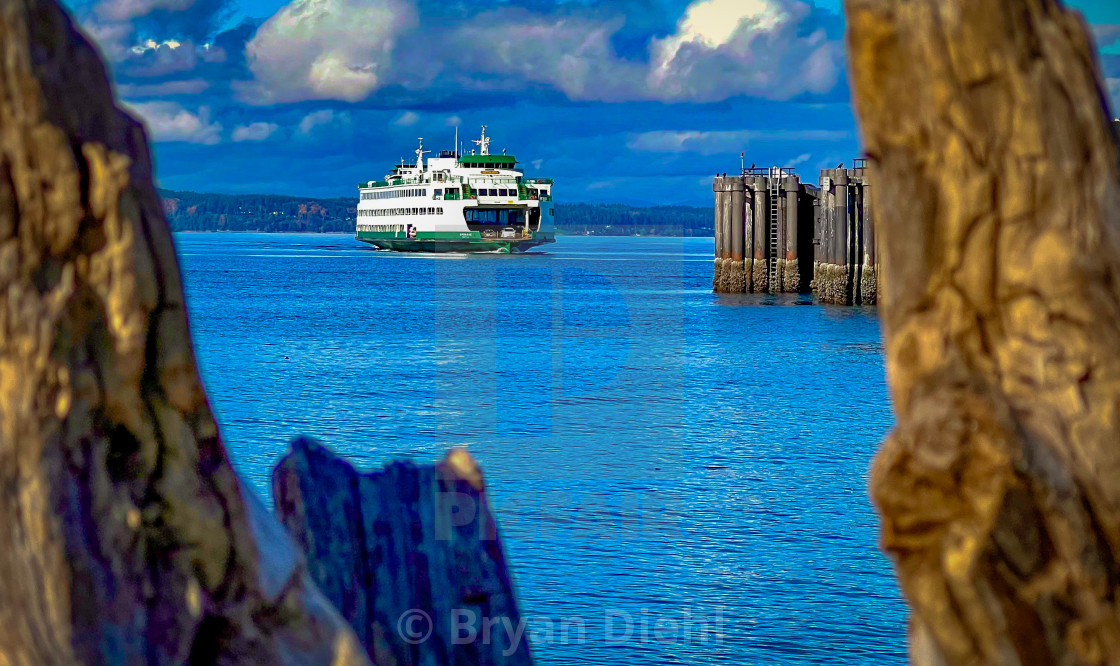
[171,230,713,239]
[159,188,714,237]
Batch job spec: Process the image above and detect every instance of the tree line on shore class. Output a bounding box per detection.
[159,189,714,236]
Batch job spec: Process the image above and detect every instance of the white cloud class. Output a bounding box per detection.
[647,0,842,101]
[96,0,194,22]
[125,101,221,144]
[231,122,279,142]
[244,0,416,103]
[445,115,462,127]
[241,0,842,104]
[297,109,338,134]
[130,38,182,54]
[82,0,230,61]
[436,12,642,101]
[627,129,849,155]
[116,79,210,97]
[1093,25,1120,50]
[787,152,811,168]
[393,111,420,127]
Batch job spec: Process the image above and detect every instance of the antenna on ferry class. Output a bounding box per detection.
[454,125,459,158]
[473,125,490,156]
[416,137,430,168]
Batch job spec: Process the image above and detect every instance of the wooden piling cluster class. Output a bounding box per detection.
[713,162,878,304]
[712,169,815,294]
[812,161,876,305]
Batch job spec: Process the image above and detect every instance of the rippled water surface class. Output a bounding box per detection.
[177,232,905,664]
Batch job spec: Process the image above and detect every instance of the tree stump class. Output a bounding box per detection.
[273,439,533,666]
[0,0,368,662]
[847,0,1120,662]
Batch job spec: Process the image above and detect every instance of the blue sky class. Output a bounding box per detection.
[63,0,1120,206]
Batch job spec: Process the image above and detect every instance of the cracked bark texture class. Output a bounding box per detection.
[0,0,369,663]
[847,0,1120,663]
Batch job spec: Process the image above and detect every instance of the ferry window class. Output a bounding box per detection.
[550,209,554,216]
[435,189,443,197]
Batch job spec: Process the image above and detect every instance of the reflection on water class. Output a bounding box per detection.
[178,232,905,665]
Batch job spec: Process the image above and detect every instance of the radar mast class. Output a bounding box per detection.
[472,126,491,156]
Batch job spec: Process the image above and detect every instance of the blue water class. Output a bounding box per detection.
[176,232,906,664]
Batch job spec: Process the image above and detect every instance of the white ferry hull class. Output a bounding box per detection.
[356,130,557,253]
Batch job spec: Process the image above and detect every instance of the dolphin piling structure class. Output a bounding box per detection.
[713,161,878,305]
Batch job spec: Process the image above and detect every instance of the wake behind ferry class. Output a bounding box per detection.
[356,126,556,253]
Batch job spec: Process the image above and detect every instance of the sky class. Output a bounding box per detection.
[61,0,1120,206]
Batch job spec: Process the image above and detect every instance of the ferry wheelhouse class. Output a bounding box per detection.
[355,126,556,252]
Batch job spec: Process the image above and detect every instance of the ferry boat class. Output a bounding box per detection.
[355,126,556,252]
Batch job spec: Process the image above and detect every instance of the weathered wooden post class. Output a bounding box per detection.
[859,177,876,304]
[721,176,736,291]
[783,174,801,292]
[835,168,851,304]
[729,177,747,292]
[813,169,839,302]
[751,175,770,292]
[815,172,833,297]
[712,176,725,290]
[743,178,756,292]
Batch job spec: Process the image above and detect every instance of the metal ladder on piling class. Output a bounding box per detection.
[767,167,782,292]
